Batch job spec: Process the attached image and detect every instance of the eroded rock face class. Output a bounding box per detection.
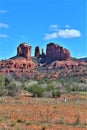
[0,42,36,76]
[0,58,36,75]
[35,46,40,57]
[46,43,71,63]
[17,42,31,59]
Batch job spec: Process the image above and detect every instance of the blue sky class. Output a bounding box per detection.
[0,0,86,60]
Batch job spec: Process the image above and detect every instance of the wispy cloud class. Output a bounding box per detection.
[0,10,8,14]
[50,24,58,31]
[44,24,81,40]
[0,34,9,38]
[44,32,57,40]
[58,29,81,38]
[0,22,9,28]
[65,24,70,28]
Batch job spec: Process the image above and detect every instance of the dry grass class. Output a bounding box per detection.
[0,92,86,130]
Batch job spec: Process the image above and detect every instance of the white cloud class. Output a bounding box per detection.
[0,22,9,28]
[0,10,8,14]
[50,24,58,31]
[44,24,81,40]
[44,32,58,40]
[0,34,9,38]
[58,29,81,38]
[65,24,70,28]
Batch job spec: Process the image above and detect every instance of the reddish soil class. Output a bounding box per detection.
[0,93,86,130]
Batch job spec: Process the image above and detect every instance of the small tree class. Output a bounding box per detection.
[27,85,44,97]
[0,74,5,96]
[52,89,61,98]
[0,74,5,88]
[6,82,21,96]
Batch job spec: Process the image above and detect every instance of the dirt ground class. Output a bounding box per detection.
[0,93,86,130]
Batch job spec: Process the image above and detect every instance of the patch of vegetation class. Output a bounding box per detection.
[41,125,47,130]
[10,121,16,127]
[16,128,21,130]
[17,119,23,123]
[6,82,21,96]
[25,120,31,126]
[52,89,61,98]
[27,84,44,97]
[45,85,54,91]
[57,119,64,125]
[73,114,81,126]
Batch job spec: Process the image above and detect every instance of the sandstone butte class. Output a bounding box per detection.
[0,42,86,79]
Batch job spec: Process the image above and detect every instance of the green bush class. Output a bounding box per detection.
[5,76,11,86]
[67,84,79,92]
[72,85,79,92]
[46,85,54,91]
[17,119,23,123]
[6,82,21,96]
[25,121,31,126]
[27,85,44,97]
[0,74,6,96]
[52,89,61,98]
[0,74,5,88]
[10,121,16,127]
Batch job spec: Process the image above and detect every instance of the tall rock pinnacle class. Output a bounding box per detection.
[17,42,31,59]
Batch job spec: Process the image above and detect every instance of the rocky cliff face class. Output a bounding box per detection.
[0,42,36,76]
[17,42,31,59]
[46,43,70,63]
[0,58,36,76]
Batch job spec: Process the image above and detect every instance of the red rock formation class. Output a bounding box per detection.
[42,48,45,55]
[0,58,36,75]
[17,42,31,59]
[35,46,40,57]
[0,41,86,80]
[47,60,79,69]
[46,43,71,63]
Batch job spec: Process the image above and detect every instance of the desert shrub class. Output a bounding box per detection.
[6,82,21,96]
[25,121,31,125]
[0,89,7,96]
[0,74,5,88]
[0,74,6,96]
[5,76,12,86]
[10,121,16,127]
[66,83,79,92]
[52,89,61,98]
[17,119,23,123]
[73,114,80,126]
[46,85,54,91]
[78,83,87,91]
[41,125,47,130]
[72,85,79,92]
[27,84,44,97]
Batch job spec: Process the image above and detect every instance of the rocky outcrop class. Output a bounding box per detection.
[0,41,86,80]
[35,46,40,57]
[46,43,71,63]
[47,60,79,69]
[0,58,36,75]
[0,42,36,77]
[17,42,31,59]
[41,49,45,55]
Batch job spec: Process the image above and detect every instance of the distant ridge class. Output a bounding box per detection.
[78,57,87,62]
